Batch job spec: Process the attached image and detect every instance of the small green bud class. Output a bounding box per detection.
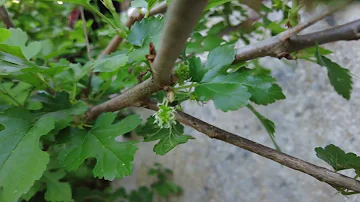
[175,63,190,85]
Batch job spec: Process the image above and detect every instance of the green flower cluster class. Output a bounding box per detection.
[153,99,176,128]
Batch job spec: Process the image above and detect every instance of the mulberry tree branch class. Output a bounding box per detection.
[144,102,360,193]
[85,0,208,120]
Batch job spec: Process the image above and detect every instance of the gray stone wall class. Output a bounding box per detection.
[114,4,360,202]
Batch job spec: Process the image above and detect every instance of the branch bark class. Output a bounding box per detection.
[151,0,208,87]
[144,103,360,193]
[0,5,14,28]
[287,19,360,52]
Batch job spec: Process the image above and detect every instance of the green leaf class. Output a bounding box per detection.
[128,16,164,47]
[201,45,236,82]
[53,62,91,93]
[93,53,129,72]
[2,28,27,47]
[0,44,26,59]
[0,82,33,106]
[315,47,352,99]
[0,28,10,43]
[73,186,127,202]
[296,46,332,60]
[1,28,42,60]
[0,108,55,202]
[0,52,43,77]
[22,41,42,60]
[188,56,206,82]
[151,181,182,197]
[247,104,281,151]
[43,169,72,202]
[127,16,164,61]
[137,117,193,155]
[32,92,88,132]
[187,33,224,54]
[147,0,159,11]
[315,144,360,172]
[58,113,142,180]
[195,68,285,111]
[195,83,251,111]
[129,187,153,202]
[218,68,285,105]
[22,181,44,201]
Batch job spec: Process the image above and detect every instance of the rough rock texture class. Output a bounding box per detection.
[114,4,360,202]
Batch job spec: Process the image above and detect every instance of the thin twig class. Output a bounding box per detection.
[234,17,360,64]
[279,1,350,41]
[144,102,360,193]
[287,19,360,52]
[79,6,93,61]
[0,5,14,28]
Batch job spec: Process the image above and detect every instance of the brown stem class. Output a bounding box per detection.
[287,19,360,52]
[144,103,360,193]
[234,18,360,64]
[86,78,158,120]
[0,5,14,28]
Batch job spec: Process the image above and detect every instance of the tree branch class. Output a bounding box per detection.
[0,5,14,28]
[144,103,360,193]
[151,0,208,87]
[287,19,360,52]
[234,18,360,64]
[85,0,207,120]
[279,2,349,41]
[86,8,360,121]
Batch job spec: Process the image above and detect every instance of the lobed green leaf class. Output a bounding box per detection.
[0,108,55,202]
[58,113,142,180]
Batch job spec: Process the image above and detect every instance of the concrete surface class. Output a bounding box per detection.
[113,4,360,202]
